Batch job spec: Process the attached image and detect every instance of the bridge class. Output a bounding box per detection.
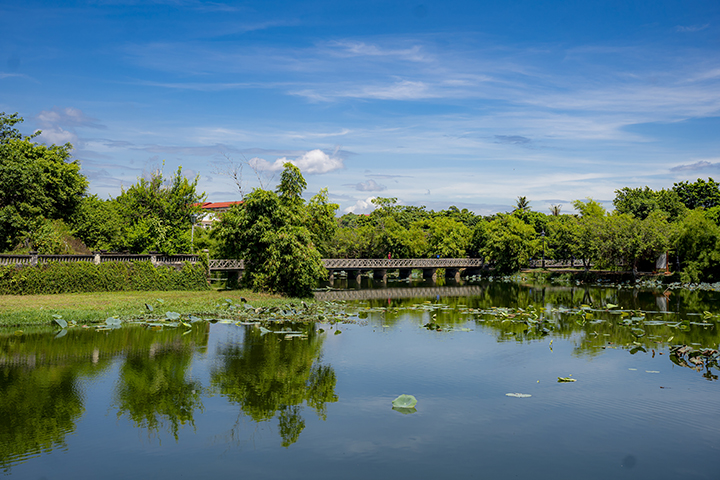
[209,257,486,283]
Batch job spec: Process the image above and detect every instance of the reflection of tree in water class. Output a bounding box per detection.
[211,323,337,447]
[0,365,85,472]
[113,340,203,441]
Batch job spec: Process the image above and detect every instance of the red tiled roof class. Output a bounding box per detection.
[193,201,244,210]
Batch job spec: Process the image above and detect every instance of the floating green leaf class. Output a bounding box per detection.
[53,317,68,329]
[392,394,418,408]
[105,317,121,326]
[145,303,154,312]
[557,377,576,382]
[165,311,181,320]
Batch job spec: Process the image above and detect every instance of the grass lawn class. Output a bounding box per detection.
[0,289,309,327]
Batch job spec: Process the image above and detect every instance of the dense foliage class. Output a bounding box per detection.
[213,164,336,297]
[0,113,88,253]
[0,261,209,295]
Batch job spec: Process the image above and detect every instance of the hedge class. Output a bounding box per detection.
[0,261,210,295]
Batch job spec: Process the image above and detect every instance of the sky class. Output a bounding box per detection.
[2,0,720,216]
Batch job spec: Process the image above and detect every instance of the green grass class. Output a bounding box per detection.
[0,289,311,327]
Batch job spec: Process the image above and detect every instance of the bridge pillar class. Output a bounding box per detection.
[422,268,437,281]
[373,269,387,283]
[398,268,412,281]
[348,270,363,284]
[446,268,461,281]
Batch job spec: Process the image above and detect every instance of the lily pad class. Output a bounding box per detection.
[53,317,68,329]
[557,377,576,382]
[105,317,121,326]
[392,394,418,408]
[165,311,181,320]
[505,393,532,398]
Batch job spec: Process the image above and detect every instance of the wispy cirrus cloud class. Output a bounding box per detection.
[675,24,710,33]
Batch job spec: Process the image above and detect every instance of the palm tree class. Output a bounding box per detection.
[514,196,531,213]
[549,204,562,216]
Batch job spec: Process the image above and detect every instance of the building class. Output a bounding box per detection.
[194,201,243,228]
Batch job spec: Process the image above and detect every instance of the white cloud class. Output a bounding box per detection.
[343,197,377,214]
[348,179,387,192]
[36,127,77,145]
[34,107,106,146]
[36,107,104,129]
[249,149,344,174]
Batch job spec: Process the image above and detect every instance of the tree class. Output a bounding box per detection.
[613,187,659,220]
[419,216,471,257]
[674,210,720,282]
[113,166,204,254]
[0,112,29,143]
[549,204,562,216]
[306,188,339,257]
[0,115,88,252]
[613,186,686,221]
[480,214,538,273]
[513,209,548,235]
[214,163,327,296]
[673,178,720,210]
[514,196,531,213]
[70,194,123,250]
[546,215,581,263]
[572,197,606,218]
[592,212,672,274]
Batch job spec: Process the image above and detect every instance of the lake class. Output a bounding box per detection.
[1,278,719,479]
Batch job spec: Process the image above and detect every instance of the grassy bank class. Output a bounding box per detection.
[0,289,309,327]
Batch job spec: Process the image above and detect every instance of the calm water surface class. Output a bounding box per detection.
[2,280,719,479]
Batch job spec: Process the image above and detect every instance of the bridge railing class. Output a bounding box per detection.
[322,258,485,269]
[0,252,201,267]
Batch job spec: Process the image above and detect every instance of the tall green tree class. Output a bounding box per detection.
[572,197,606,218]
[592,212,672,274]
[480,214,538,273]
[420,216,471,257]
[0,113,88,252]
[613,187,659,220]
[674,210,720,282]
[613,186,686,221]
[114,166,204,254]
[214,163,328,296]
[673,178,720,210]
[306,188,339,257]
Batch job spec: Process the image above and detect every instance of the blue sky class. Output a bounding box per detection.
[2,0,720,215]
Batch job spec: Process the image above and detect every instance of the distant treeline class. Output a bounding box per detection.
[322,181,720,283]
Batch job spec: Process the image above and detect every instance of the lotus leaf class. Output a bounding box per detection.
[165,311,181,320]
[392,394,418,408]
[54,317,68,329]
